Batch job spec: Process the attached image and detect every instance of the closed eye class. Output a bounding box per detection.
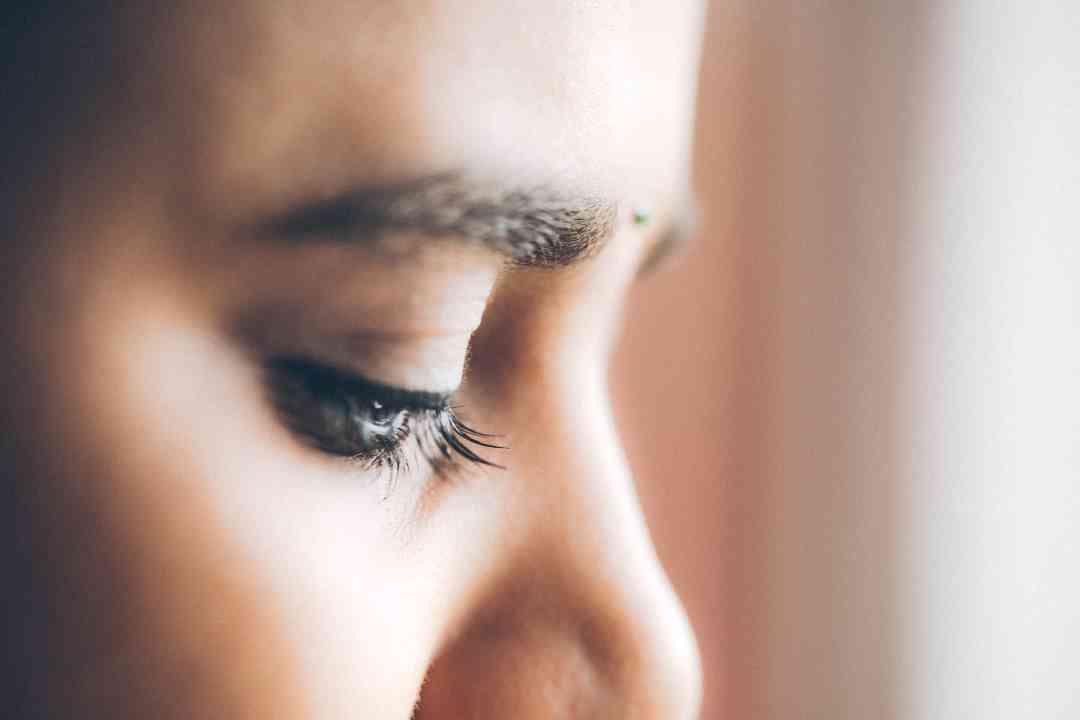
[265,356,503,480]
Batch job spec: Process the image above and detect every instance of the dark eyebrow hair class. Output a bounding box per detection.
[266,173,619,268]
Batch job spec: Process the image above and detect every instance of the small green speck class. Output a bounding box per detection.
[632,209,650,227]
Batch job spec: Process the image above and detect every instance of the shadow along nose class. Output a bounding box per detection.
[417,391,702,719]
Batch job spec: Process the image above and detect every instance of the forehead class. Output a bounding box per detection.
[136,0,703,216]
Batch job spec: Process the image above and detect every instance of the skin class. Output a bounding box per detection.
[4,1,705,718]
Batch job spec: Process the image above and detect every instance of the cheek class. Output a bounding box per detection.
[24,302,436,716]
[18,320,309,715]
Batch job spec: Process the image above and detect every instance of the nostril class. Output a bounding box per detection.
[414,632,595,718]
[414,573,702,720]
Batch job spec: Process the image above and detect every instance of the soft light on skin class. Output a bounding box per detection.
[3,2,706,719]
[233,241,500,391]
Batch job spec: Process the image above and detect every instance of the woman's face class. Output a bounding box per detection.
[6,1,705,717]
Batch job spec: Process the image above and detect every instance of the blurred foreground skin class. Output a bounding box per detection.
[4,2,704,718]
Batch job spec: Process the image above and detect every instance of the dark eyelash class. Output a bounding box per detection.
[266,357,503,479]
[411,405,504,474]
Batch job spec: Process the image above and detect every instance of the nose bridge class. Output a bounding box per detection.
[540,397,702,718]
[418,383,702,719]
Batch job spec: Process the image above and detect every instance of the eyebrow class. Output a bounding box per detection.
[267,173,619,268]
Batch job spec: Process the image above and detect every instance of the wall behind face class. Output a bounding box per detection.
[614,2,1080,719]
[902,2,1079,717]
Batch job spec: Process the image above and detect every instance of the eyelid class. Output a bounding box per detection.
[241,315,475,396]
[333,333,474,395]
[269,357,451,411]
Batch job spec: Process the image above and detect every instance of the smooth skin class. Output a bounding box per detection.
[4,2,705,718]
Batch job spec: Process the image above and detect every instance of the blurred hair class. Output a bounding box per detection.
[1,2,115,177]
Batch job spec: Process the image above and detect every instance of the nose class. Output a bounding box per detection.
[416,380,702,719]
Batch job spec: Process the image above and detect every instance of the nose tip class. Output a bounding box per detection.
[663,606,704,720]
[611,568,704,720]
[664,598,704,720]
[416,559,702,720]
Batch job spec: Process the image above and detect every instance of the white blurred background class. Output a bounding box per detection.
[614,1,1080,718]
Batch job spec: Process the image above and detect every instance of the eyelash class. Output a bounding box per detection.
[266,357,502,479]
